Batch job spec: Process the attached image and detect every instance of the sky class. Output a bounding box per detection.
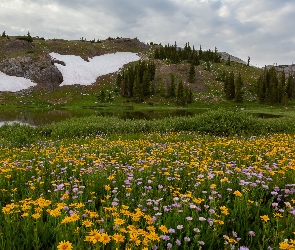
[0,0,295,67]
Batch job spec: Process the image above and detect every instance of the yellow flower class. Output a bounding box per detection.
[279,242,294,249]
[101,233,111,245]
[32,213,41,219]
[82,220,93,227]
[233,190,242,197]
[114,218,125,225]
[260,215,270,222]
[57,240,73,250]
[112,233,125,243]
[159,225,168,234]
[274,213,283,218]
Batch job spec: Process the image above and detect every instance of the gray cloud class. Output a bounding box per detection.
[0,0,294,66]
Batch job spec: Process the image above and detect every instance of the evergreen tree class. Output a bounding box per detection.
[188,62,195,83]
[142,71,150,97]
[177,80,185,105]
[257,75,266,103]
[199,45,203,60]
[286,74,295,99]
[27,31,33,43]
[277,71,286,104]
[226,55,231,66]
[224,72,235,100]
[184,86,194,104]
[2,31,6,37]
[133,72,143,102]
[98,89,106,102]
[247,56,250,66]
[154,48,160,59]
[229,72,235,100]
[268,67,278,104]
[235,72,243,103]
[168,74,176,97]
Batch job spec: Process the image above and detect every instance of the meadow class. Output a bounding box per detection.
[0,111,295,250]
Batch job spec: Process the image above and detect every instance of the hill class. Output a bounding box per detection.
[0,35,293,108]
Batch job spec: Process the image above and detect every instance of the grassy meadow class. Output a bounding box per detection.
[0,112,295,250]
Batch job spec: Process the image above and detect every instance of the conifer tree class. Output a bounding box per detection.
[184,86,194,104]
[27,31,33,43]
[226,55,231,66]
[2,31,6,37]
[257,75,266,103]
[134,72,143,102]
[286,74,295,99]
[229,72,235,99]
[142,71,150,97]
[168,74,176,98]
[278,71,286,104]
[188,62,195,83]
[247,56,250,66]
[177,80,185,105]
[235,72,243,103]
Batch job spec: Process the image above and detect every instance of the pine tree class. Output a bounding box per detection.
[247,56,250,66]
[134,72,143,102]
[184,87,194,104]
[168,74,176,97]
[177,80,185,106]
[278,71,286,104]
[286,74,295,99]
[226,55,231,66]
[142,71,150,97]
[27,31,33,43]
[1,31,6,37]
[188,62,195,83]
[257,75,266,103]
[235,72,243,103]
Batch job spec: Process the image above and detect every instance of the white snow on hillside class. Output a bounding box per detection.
[50,52,141,86]
[0,52,140,92]
[0,72,37,92]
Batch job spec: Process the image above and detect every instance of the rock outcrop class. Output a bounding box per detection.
[0,55,63,90]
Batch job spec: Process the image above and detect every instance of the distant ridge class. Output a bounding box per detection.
[218,52,247,65]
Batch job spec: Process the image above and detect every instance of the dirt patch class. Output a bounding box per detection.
[1,39,35,52]
[155,61,208,92]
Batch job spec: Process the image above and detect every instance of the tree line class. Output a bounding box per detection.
[257,67,295,104]
[116,60,156,102]
[116,60,194,105]
[154,42,221,65]
[220,71,244,103]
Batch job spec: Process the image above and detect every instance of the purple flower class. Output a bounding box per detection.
[248,231,255,236]
[184,237,190,242]
[161,235,170,241]
[175,239,181,246]
[167,243,172,249]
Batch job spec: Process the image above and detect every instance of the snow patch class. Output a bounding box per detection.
[49,52,141,86]
[0,71,36,92]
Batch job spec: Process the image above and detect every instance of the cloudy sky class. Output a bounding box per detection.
[0,0,294,67]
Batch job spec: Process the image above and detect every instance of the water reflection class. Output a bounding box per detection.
[0,109,283,127]
[0,108,205,126]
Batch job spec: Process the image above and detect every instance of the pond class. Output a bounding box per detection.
[0,108,284,127]
[0,108,208,126]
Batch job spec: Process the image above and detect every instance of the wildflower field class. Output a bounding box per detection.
[1,131,295,250]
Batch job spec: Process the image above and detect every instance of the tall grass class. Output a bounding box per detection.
[1,109,295,146]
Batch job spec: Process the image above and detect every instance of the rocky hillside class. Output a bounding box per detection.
[0,37,149,91]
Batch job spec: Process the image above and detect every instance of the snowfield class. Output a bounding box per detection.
[0,71,37,92]
[50,52,141,86]
[0,52,140,92]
